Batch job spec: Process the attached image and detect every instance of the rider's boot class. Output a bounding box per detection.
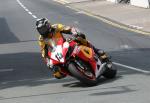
[91,45,109,62]
[75,36,109,62]
[52,68,67,79]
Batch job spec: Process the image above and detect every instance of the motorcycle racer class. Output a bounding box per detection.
[36,18,108,79]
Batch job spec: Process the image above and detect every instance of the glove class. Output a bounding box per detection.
[42,50,46,58]
[71,27,86,39]
[71,27,79,36]
[78,33,86,39]
[74,35,88,46]
[46,58,53,68]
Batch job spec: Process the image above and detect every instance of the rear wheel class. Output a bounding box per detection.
[68,62,98,86]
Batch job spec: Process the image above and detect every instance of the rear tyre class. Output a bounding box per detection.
[103,63,117,79]
[68,62,98,86]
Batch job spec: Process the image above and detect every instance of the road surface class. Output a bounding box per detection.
[0,0,150,103]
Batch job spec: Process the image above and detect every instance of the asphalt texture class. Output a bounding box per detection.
[0,0,150,103]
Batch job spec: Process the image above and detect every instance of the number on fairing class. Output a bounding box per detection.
[56,53,63,60]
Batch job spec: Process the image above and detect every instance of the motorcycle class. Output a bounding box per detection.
[46,32,117,85]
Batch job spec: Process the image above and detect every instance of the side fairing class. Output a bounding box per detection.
[74,45,103,77]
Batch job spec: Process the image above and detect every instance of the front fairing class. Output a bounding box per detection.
[47,32,69,65]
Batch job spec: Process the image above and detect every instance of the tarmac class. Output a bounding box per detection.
[54,0,150,35]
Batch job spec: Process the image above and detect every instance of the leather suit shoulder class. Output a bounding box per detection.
[52,24,64,31]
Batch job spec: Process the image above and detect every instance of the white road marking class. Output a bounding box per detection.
[0,69,14,72]
[25,8,29,12]
[32,15,37,19]
[113,62,150,74]
[28,11,32,15]
[74,21,79,24]
[128,24,143,30]
[53,0,69,4]
[76,11,86,14]
[66,6,86,15]
[22,6,26,9]
[120,45,130,49]
[66,6,71,8]
[16,0,38,20]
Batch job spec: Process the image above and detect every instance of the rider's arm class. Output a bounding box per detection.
[62,25,86,39]
[52,24,72,34]
[52,24,81,36]
[52,24,87,42]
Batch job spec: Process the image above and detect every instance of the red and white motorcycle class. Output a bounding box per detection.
[46,32,117,85]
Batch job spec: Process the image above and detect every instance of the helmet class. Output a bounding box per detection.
[36,18,51,37]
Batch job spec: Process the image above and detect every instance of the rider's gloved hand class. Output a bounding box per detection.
[46,58,52,68]
[71,27,86,39]
[71,27,79,36]
[70,27,87,42]
[77,33,86,39]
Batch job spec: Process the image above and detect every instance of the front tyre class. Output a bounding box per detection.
[68,62,98,86]
[103,63,117,79]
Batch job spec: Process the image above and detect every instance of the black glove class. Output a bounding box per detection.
[78,33,86,39]
[71,27,86,39]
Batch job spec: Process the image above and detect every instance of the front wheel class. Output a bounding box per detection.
[103,62,117,79]
[68,62,98,86]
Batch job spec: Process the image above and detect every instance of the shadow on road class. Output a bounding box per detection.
[0,48,149,90]
[0,17,20,44]
[63,76,122,88]
[0,52,75,90]
[0,52,49,81]
[90,84,136,96]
